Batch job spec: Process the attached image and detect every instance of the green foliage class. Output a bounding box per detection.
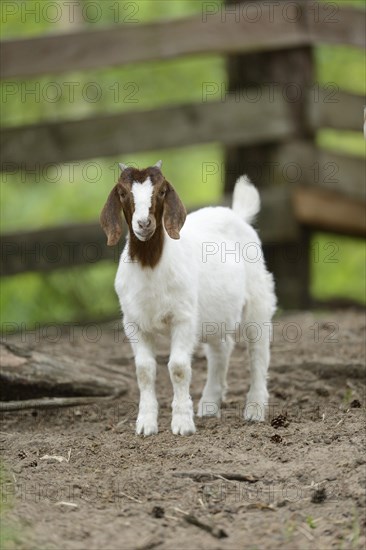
[0,0,212,40]
[1,262,119,327]
[315,40,365,157]
[311,235,366,305]
[316,45,365,95]
[1,55,225,127]
[318,130,366,158]
[320,0,364,7]
[306,516,317,529]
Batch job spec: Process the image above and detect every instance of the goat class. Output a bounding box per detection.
[100,161,276,436]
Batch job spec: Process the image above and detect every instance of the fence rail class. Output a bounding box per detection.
[1,90,364,170]
[1,3,364,79]
[1,91,294,168]
[271,141,365,200]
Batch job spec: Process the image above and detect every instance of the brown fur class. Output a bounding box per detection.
[100,166,186,268]
[128,223,165,268]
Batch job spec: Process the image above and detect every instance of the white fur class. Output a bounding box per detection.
[131,178,153,239]
[115,175,276,435]
[232,175,260,224]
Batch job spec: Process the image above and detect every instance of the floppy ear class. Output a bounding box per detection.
[100,185,123,246]
[163,181,186,240]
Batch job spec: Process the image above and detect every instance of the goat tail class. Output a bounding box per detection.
[232,175,260,225]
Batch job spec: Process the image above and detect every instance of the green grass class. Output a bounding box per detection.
[0,462,22,549]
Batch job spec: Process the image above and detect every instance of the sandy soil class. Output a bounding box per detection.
[1,310,365,550]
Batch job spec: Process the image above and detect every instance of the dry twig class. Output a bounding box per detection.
[172,471,258,483]
[173,507,228,539]
[0,394,120,412]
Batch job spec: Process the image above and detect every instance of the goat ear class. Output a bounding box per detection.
[100,185,123,246]
[163,181,186,240]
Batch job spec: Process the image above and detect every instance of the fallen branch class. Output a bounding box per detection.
[117,491,143,504]
[0,393,122,412]
[172,471,259,483]
[185,514,227,539]
[246,502,276,511]
[174,508,227,539]
[0,340,129,400]
[55,501,78,509]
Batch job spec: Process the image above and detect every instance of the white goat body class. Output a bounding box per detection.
[114,175,276,435]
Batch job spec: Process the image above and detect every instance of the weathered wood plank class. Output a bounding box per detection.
[273,141,365,200]
[1,4,363,80]
[1,88,361,171]
[309,90,365,134]
[0,222,125,276]
[307,4,366,49]
[0,93,295,170]
[293,186,366,236]
[0,3,311,79]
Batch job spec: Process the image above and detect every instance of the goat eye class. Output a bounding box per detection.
[119,190,127,200]
[159,189,166,197]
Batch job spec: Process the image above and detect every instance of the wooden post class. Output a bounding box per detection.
[224,0,314,308]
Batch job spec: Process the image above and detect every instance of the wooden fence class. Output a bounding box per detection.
[1,1,365,308]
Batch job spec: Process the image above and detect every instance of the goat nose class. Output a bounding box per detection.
[138,219,151,229]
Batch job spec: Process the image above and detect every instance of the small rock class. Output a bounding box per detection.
[315,387,330,397]
[151,506,165,519]
[325,474,337,481]
[350,399,361,408]
[311,487,326,504]
[270,434,283,444]
[55,501,78,511]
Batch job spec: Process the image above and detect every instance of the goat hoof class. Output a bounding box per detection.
[136,416,158,436]
[244,396,267,422]
[171,414,196,436]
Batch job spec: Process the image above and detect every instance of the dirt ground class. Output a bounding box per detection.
[1,310,365,550]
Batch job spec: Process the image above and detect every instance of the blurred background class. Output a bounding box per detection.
[0,0,365,328]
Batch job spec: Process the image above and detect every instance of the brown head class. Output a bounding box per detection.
[100,161,186,266]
